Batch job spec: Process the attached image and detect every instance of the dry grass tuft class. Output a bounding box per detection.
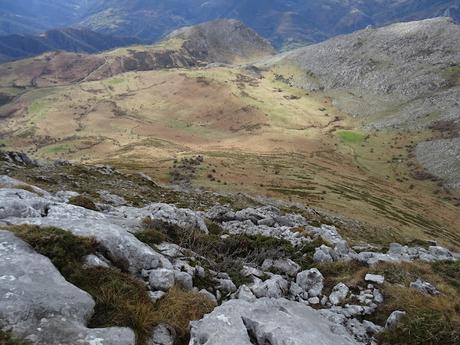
[153,287,216,344]
[316,260,368,292]
[377,285,460,345]
[317,258,460,345]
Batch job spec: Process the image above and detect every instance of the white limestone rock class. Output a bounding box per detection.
[189,298,361,345]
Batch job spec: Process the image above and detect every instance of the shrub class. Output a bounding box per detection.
[136,219,304,288]
[135,222,167,245]
[0,332,28,345]
[68,195,98,211]
[10,225,97,281]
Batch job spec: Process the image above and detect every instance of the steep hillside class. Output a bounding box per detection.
[0,28,141,62]
[263,17,460,191]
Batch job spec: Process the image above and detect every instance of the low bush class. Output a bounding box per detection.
[68,195,98,211]
[10,225,97,281]
[0,332,28,345]
[138,218,310,288]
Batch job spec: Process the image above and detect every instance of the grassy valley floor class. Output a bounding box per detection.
[0,64,459,251]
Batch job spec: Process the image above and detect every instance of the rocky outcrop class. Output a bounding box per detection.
[116,203,208,233]
[410,278,440,296]
[207,205,308,245]
[266,18,460,127]
[0,230,135,345]
[189,298,360,345]
[0,174,458,345]
[0,188,172,273]
[415,137,460,191]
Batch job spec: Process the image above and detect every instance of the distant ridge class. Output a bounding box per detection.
[0,28,141,63]
[1,0,459,49]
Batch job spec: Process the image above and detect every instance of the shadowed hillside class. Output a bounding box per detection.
[0,28,141,63]
[1,0,459,49]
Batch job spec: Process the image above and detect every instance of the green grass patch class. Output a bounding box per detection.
[377,285,460,345]
[431,261,460,289]
[27,99,48,123]
[106,77,126,85]
[41,143,72,154]
[441,65,460,87]
[337,131,366,143]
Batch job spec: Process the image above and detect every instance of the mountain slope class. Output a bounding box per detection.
[0,20,274,87]
[263,17,460,191]
[0,28,141,63]
[77,0,460,48]
[0,0,94,35]
[266,17,460,125]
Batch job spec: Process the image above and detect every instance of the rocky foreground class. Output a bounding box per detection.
[0,152,459,345]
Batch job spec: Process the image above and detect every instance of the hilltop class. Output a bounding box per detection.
[166,19,275,64]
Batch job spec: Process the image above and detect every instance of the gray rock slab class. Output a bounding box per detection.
[189,298,361,345]
[0,230,135,345]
